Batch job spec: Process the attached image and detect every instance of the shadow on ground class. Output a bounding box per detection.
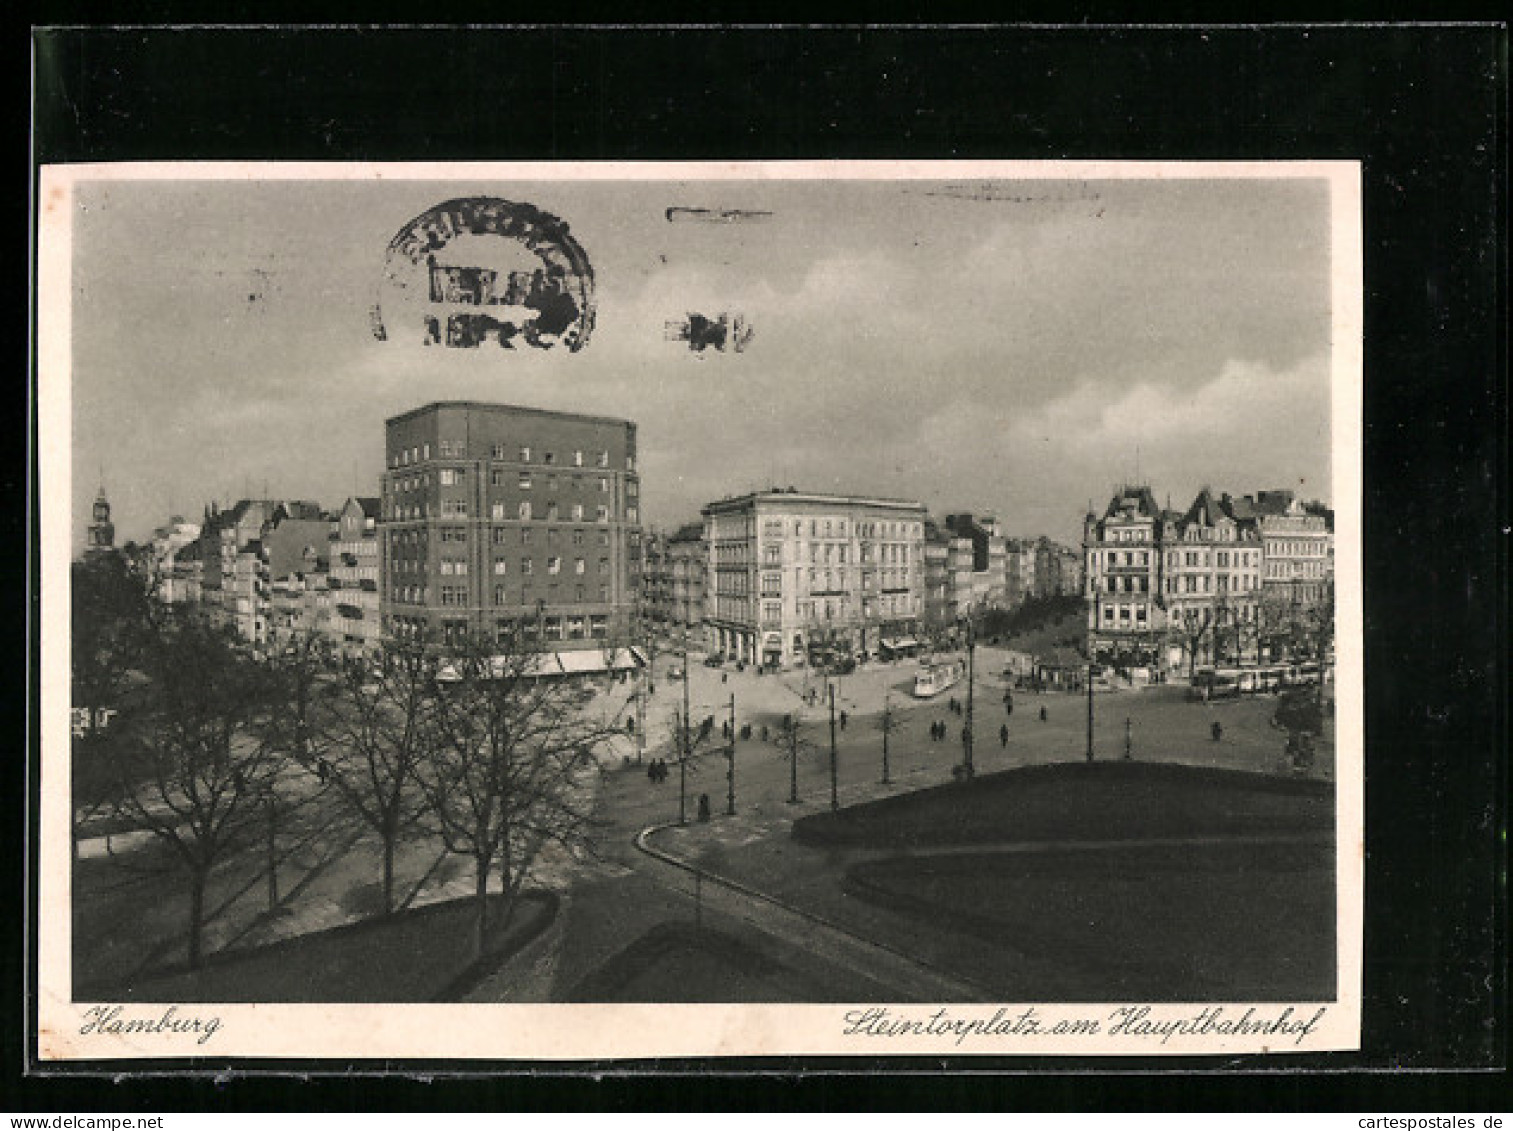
[98,890,557,1003]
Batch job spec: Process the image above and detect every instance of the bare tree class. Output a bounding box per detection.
[318,636,436,915]
[418,631,621,958]
[1170,603,1215,679]
[776,710,824,804]
[108,614,289,969]
[70,552,156,859]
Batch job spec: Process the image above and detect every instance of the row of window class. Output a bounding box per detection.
[423,555,617,577]
[1087,548,1263,569]
[387,499,636,523]
[391,584,614,607]
[1267,539,1329,557]
[757,518,923,540]
[391,469,625,495]
[391,443,628,470]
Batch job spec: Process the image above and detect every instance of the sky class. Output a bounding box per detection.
[62,168,1338,554]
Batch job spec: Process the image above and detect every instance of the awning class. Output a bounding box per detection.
[435,648,640,681]
[881,637,919,651]
[553,647,643,674]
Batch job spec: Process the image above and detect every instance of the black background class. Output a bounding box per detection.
[16,15,1507,1111]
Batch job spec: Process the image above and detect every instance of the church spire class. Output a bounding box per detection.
[86,482,115,555]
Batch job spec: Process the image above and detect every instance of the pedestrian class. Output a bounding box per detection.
[647,760,657,784]
[1005,697,1014,719]
[1000,724,1008,748]
[722,672,728,684]
[1039,705,1047,723]
[761,724,769,743]
[839,710,848,731]
[1211,720,1224,743]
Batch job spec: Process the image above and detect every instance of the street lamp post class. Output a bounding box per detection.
[881,690,892,785]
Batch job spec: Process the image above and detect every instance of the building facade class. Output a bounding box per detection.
[380,401,642,654]
[665,522,707,631]
[943,513,1009,611]
[921,520,954,634]
[146,516,201,603]
[1159,488,1263,672]
[328,497,382,657]
[1085,483,1324,673]
[1083,486,1167,666]
[702,489,925,668]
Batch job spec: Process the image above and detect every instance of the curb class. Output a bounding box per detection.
[633,821,994,998]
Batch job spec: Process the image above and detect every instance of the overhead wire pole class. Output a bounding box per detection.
[881,690,892,785]
[726,691,736,816]
[828,682,839,811]
[1086,659,1095,762]
[680,622,691,825]
[963,613,975,780]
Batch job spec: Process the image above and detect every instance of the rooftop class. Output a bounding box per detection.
[385,400,636,430]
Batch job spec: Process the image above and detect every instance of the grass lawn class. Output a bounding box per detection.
[112,891,555,1003]
[793,760,1333,849]
[849,840,1336,1001]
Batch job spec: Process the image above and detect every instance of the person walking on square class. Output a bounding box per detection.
[1000,723,1008,748]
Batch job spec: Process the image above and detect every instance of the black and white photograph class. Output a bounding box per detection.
[37,161,1363,1059]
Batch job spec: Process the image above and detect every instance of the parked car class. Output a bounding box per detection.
[703,655,725,668]
[668,666,684,680]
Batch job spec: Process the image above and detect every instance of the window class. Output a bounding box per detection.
[573,450,584,467]
[494,585,509,605]
[439,468,461,486]
[546,503,559,522]
[571,503,584,521]
[490,502,505,520]
[522,558,534,575]
[544,617,563,641]
[518,501,532,520]
[491,443,508,459]
[548,556,561,575]
[519,446,531,463]
[494,558,508,575]
[598,531,610,547]
[596,505,609,523]
[547,529,559,547]
[440,499,468,518]
[598,477,609,493]
[567,616,586,640]
[627,455,636,472]
[422,443,430,460]
[590,615,608,639]
[574,558,586,575]
[598,557,609,575]
[597,450,610,468]
[518,472,532,490]
[543,451,555,465]
[627,506,639,523]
